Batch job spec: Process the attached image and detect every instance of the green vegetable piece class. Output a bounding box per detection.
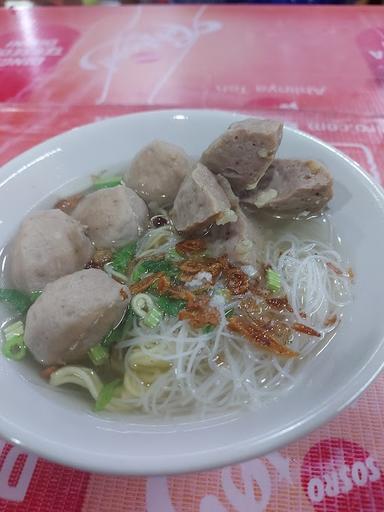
[93,176,123,191]
[166,248,184,262]
[88,344,109,366]
[156,296,186,317]
[266,269,281,293]
[94,379,122,411]
[131,293,154,318]
[143,307,162,328]
[121,307,135,338]
[225,308,234,319]
[102,306,135,347]
[2,321,27,361]
[2,336,27,360]
[132,259,179,282]
[4,321,24,338]
[30,291,42,303]
[0,289,32,314]
[112,242,137,274]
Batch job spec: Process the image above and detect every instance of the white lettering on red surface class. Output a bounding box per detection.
[146,451,292,512]
[0,39,63,67]
[255,84,326,96]
[79,5,222,105]
[221,459,272,511]
[308,121,379,134]
[369,50,383,60]
[0,441,37,502]
[146,476,176,512]
[306,457,381,504]
[215,84,248,95]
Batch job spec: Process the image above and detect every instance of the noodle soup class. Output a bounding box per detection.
[0,119,352,417]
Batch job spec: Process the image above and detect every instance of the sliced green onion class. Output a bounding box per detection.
[0,289,32,314]
[131,293,155,318]
[2,321,27,361]
[111,242,137,274]
[2,336,26,360]
[3,321,24,338]
[156,295,186,317]
[143,307,162,328]
[266,269,281,293]
[88,344,109,366]
[225,308,234,318]
[30,290,42,303]
[95,379,122,411]
[93,176,123,190]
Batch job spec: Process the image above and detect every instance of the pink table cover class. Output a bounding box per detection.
[1,6,384,511]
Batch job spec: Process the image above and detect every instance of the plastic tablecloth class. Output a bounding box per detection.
[1,6,384,511]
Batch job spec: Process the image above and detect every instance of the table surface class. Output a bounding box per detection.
[1,5,384,512]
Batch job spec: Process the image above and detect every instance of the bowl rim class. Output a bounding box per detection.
[1,108,384,475]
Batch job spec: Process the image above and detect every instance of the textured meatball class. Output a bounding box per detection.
[72,185,149,248]
[9,209,93,293]
[201,118,283,192]
[241,159,333,213]
[24,269,130,365]
[124,140,192,208]
[171,163,236,233]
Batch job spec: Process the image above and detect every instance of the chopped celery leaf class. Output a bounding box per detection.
[0,289,32,314]
[132,259,179,282]
[102,306,134,347]
[156,296,186,317]
[30,291,42,303]
[112,242,137,274]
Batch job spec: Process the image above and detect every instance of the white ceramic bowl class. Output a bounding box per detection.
[1,110,384,475]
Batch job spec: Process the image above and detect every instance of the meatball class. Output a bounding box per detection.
[124,140,192,208]
[9,209,94,293]
[241,159,333,214]
[72,185,149,248]
[171,163,236,233]
[201,118,283,192]
[24,269,130,365]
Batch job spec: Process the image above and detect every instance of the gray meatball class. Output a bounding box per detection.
[171,163,236,233]
[124,140,192,208]
[72,185,149,248]
[9,209,94,293]
[241,159,333,214]
[201,118,283,192]
[25,269,130,365]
